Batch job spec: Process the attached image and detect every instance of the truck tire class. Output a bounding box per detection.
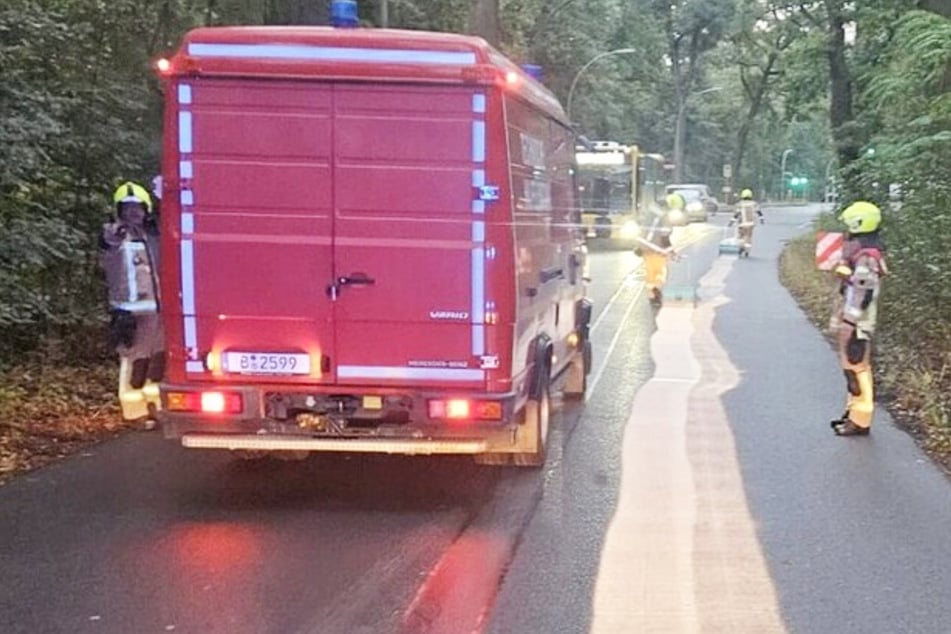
[594,216,612,239]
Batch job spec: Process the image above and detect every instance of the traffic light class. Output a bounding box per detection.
[790,176,809,188]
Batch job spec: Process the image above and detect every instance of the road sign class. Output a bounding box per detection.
[816,231,844,270]
[723,163,732,178]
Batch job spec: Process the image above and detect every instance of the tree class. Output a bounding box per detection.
[726,1,798,197]
[469,0,501,46]
[648,0,736,181]
[917,0,951,19]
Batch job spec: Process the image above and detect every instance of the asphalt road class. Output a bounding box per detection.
[5,208,951,634]
[0,233,673,634]
[488,205,951,633]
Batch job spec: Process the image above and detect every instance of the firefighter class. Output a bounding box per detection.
[100,182,165,428]
[729,188,764,257]
[829,201,886,436]
[637,193,682,307]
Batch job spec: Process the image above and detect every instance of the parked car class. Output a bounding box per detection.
[667,187,708,222]
[154,25,591,467]
[666,183,719,216]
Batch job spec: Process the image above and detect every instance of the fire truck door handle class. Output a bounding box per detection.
[327,273,375,299]
[338,273,375,287]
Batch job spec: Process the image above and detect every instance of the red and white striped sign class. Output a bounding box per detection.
[816,231,844,270]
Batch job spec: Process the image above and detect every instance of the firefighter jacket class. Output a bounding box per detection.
[835,239,886,337]
[100,220,164,358]
[733,201,762,227]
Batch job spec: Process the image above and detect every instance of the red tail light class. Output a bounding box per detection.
[167,391,242,415]
[428,399,503,422]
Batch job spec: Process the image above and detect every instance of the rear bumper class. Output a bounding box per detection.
[180,434,489,455]
[158,382,521,455]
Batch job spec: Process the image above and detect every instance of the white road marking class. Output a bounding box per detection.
[588,285,645,397]
[590,269,638,335]
[589,227,717,336]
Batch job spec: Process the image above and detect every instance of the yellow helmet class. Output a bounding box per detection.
[839,201,881,234]
[665,192,685,210]
[112,181,153,213]
[740,188,753,200]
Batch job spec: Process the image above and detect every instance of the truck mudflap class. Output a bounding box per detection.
[180,434,489,455]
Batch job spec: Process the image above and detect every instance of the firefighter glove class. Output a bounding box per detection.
[107,309,137,350]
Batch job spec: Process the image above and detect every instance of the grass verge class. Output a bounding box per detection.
[0,360,135,485]
[779,233,951,470]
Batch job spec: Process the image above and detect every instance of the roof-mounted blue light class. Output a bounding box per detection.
[331,0,359,28]
[521,64,543,83]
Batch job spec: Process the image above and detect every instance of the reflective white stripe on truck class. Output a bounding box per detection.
[180,241,196,315]
[187,43,477,66]
[471,121,486,163]
[178,82,202,373]
[337,366,484,382]
[178,112,192,153]
[471,98,487,356]
[471,170,486,214]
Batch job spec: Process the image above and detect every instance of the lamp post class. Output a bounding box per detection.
[566,48,638,124]
[780,148,793,201]
[672,86,722,182]
[824,157,837,204]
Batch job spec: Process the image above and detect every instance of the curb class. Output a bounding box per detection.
[399,469,543,634]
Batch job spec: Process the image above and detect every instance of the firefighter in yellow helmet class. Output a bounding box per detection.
[100,181,164,428]
[829,201,886,436]
[636,193,683,307]
[729,188,764,257]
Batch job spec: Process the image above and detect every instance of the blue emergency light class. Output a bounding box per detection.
[331,0,359,28]
[521,64,543,82]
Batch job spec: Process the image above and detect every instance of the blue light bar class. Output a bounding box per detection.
[332,0,359,28]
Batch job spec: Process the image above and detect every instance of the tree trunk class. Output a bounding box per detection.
[469,0,501,47]
[826,3,858,168]
[673,104,688,182]
[290,0,329,25]
[731,52,778,194]
[265,0,329,25]
[205,0,217,26]
[918,0,951,19]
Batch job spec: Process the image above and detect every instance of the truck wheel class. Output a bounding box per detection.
[512,384,550,467]
[594,217,612,239]
[564,340,592,400]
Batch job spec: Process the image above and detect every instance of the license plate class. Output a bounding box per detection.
[223,352,311,375]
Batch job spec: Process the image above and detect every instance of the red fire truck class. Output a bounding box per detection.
[155,26,591,466]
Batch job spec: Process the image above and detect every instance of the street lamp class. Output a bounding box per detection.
[780,149,793,201]
[566,48,638,124]
[824,157,837,204]
[672,86,722,182]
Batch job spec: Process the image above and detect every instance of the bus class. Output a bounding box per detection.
[576,141,668,244]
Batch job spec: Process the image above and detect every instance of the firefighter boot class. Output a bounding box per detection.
[830,417,870,436]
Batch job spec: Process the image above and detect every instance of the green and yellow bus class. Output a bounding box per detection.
[575,141,667,244]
